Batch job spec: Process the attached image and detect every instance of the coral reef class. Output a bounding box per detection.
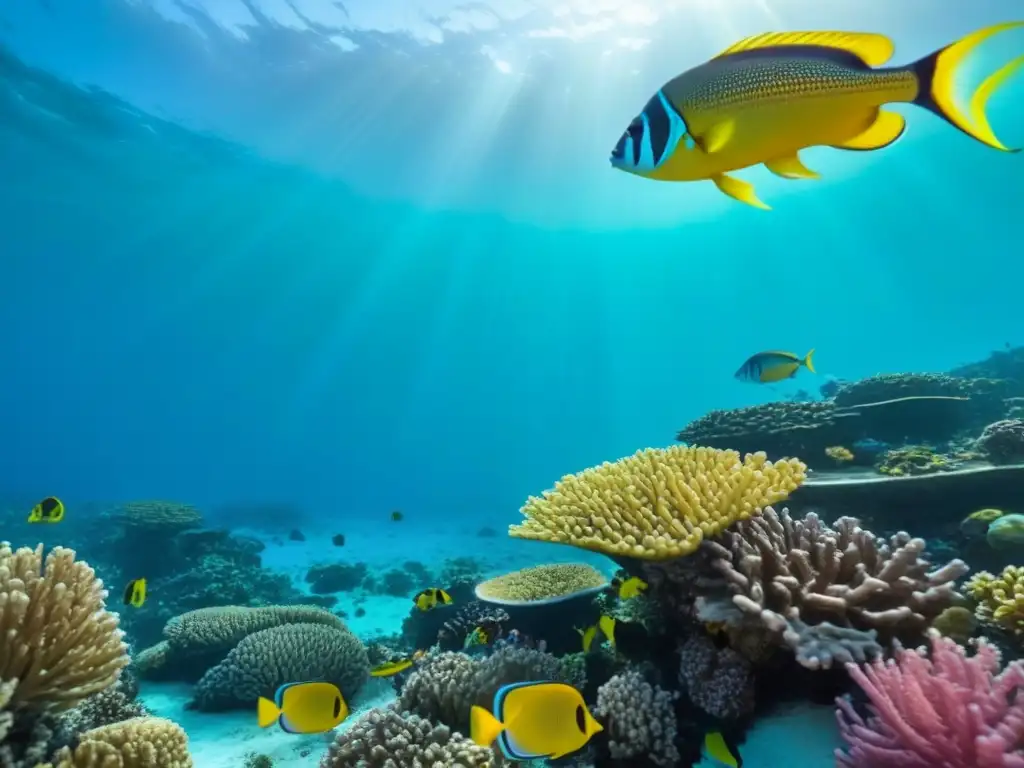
[305,563,368,594]
[321,704,494,767]
[42,717,192,768]
[55,674,148,738]
[190,623,369,711]
[510,447,806,560]
[594,671,680,766]
[435,601,510,652]
[961,508,1006,538]
[876,445,954,476]
[690,508,968,668]
[976,419,1024,464]
[832,372,1006,408]
[965,566,1024,636]
[677,634,754,719]
[474,563,608,606]
[986,514,1024,549]
[836,632,1024,766]
[398,648,584,734]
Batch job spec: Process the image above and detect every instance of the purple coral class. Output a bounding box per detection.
[976,419,1024,464]
[836,631,1024,767]
[678,635,753,720]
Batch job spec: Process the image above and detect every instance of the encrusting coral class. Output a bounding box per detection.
[964,566,1024,636]
[191,623,369,710]
[594,671,680,767]
[836,631,1024,767]
[510,446,806,560]
[321,704,494,767]
[474,563,608,606]
[40,717,193,768]
[691,508,968,668]
[0,543,129,711]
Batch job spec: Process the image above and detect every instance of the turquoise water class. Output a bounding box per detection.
[2,3,1023,765]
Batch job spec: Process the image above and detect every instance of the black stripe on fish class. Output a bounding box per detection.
[642,90,672,165]
[575,704,586,733]
[333,696,342,719]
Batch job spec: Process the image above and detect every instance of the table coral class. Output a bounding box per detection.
[836,631,1024,767]
[693,508,968,669]
[474,563,608,606]
[510,446,806,560]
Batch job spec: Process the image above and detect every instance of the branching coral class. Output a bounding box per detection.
[474,563,608,606]
[510,447,806,560]
[677,635,753,719]
[191,623,369,710]
[965,566,1024,635]
[0,543,129,711]
[398,648,584,734]
[594,671,679,767]
[42,717,193,768]
[693,508,968,668]
[320,704,494,767]
[836,632,1024,767]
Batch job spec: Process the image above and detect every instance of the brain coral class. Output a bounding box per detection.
[163,604,345,656]
[0,542,129,711]
[474,563,608,606]
[190,623,369,710]
[42,716,192,768]
[510,446,806,560]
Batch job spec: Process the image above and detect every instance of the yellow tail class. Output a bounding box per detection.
[909,21,1024,151]
[470,705,505,747]
[257,697,280,728]
[599,615,617,648]
[803,349,816,374]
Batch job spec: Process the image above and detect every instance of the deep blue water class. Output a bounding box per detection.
[2,0,1023,528]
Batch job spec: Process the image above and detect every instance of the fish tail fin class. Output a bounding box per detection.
[470,705,505,748]
[803,349,816,374]
[908,21,1024,151]
[257,697,280,728]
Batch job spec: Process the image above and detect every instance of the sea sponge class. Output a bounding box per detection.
[321,704,494,767]
[190,623,369,710]
[510,446,806,560]
[0,542,129,711]
[43,716,192,767]
[964,566,1024,635]
[163,604,346,656]
[594,671,679,766]
[474,563,608,606]
[986,514,1024,549]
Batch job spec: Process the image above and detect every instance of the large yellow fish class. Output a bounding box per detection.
[610,23,1024,209]
[257,681,349,734]
[27,496,65,523]
[471,681,603,760]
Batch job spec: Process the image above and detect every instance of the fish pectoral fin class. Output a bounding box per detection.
[714,31,894,67]
[711,174,771,210]
[764,154,820,179]
[832,110,906,151]
[694,119,734,153]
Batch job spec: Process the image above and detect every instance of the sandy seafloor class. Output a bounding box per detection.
[137,524,843,767]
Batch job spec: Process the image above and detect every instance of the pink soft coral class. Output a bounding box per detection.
[836,630,1024,767]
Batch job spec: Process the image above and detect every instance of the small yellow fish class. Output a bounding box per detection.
[122,578,147,608]
[578,615,617,653]
[412,649,427,661]
[471,681,603,760]
[704,731,742,767]
[257,681,348,734]
[27,496,65,524]
[370,659,414,677]
[611,23,1024,209]
[614,576,648,600]
[464,625,492,649]
[735,350,815,383]
[390,510,403,522]
[413,588,453,612]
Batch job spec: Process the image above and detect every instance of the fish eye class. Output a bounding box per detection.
[575,704,586,733]
[627,118,643,138]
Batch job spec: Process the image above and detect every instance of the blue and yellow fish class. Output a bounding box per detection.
[611,23,1024,209]
[413,587,453,611]
[735,350,815,383]
[27,496,65,524]
[471,681,603,760]
[257,681,349,734]
[122,578,147,608]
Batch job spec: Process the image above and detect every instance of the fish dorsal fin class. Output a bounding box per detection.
[714,31,895,67]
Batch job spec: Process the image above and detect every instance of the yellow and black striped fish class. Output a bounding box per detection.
[123,578,147,608]
[413,587,452,611]
[610,23,1024,209]
[27,496,65,523]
